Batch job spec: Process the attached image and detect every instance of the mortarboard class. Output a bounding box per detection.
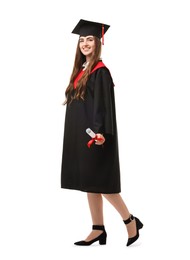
[72,19,110,44]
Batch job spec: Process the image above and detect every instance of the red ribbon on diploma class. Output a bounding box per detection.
[87,135,103,148]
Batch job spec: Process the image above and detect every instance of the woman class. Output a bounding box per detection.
[61,19,143,246]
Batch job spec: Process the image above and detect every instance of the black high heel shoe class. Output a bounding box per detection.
[123,214,143,246]
[74,225,107,246]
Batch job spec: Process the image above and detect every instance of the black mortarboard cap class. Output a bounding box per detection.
[72,19,110,43]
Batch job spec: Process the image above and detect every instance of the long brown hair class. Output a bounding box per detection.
[64,36,102,105]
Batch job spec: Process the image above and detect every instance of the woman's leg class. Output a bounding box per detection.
[84,193,104,241]
[103,193,137,238]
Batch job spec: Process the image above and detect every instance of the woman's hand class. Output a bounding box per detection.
[95,133,105,145]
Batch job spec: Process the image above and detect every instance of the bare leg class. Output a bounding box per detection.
[85,193,104,241]
[103,193,137,238]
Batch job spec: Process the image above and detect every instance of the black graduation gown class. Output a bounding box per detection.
[61,67,121,193]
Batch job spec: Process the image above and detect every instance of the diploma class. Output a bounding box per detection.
[86,128,96,139]
[86,128,103,148]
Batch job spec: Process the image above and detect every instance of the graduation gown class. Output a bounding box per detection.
[61,64,121,193]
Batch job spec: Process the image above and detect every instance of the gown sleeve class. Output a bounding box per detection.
[92,68,116,135]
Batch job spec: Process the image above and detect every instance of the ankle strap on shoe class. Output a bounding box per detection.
[123,214,134,225]
[92,225,105,231]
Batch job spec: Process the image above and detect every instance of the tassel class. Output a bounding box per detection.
[102,24,104,45]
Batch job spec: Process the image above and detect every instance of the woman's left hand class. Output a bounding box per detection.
[95,133,105,145]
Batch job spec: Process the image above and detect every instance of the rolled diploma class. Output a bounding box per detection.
[86,128,96,139]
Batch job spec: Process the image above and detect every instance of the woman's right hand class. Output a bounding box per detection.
[95,133,105,145]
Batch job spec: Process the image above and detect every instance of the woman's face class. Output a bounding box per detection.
[79,35,96,60]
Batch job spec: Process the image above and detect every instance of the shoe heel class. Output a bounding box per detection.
[99,233,107,245]
[136,218,143,229]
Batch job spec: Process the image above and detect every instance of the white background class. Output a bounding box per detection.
[0,0,190,259]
